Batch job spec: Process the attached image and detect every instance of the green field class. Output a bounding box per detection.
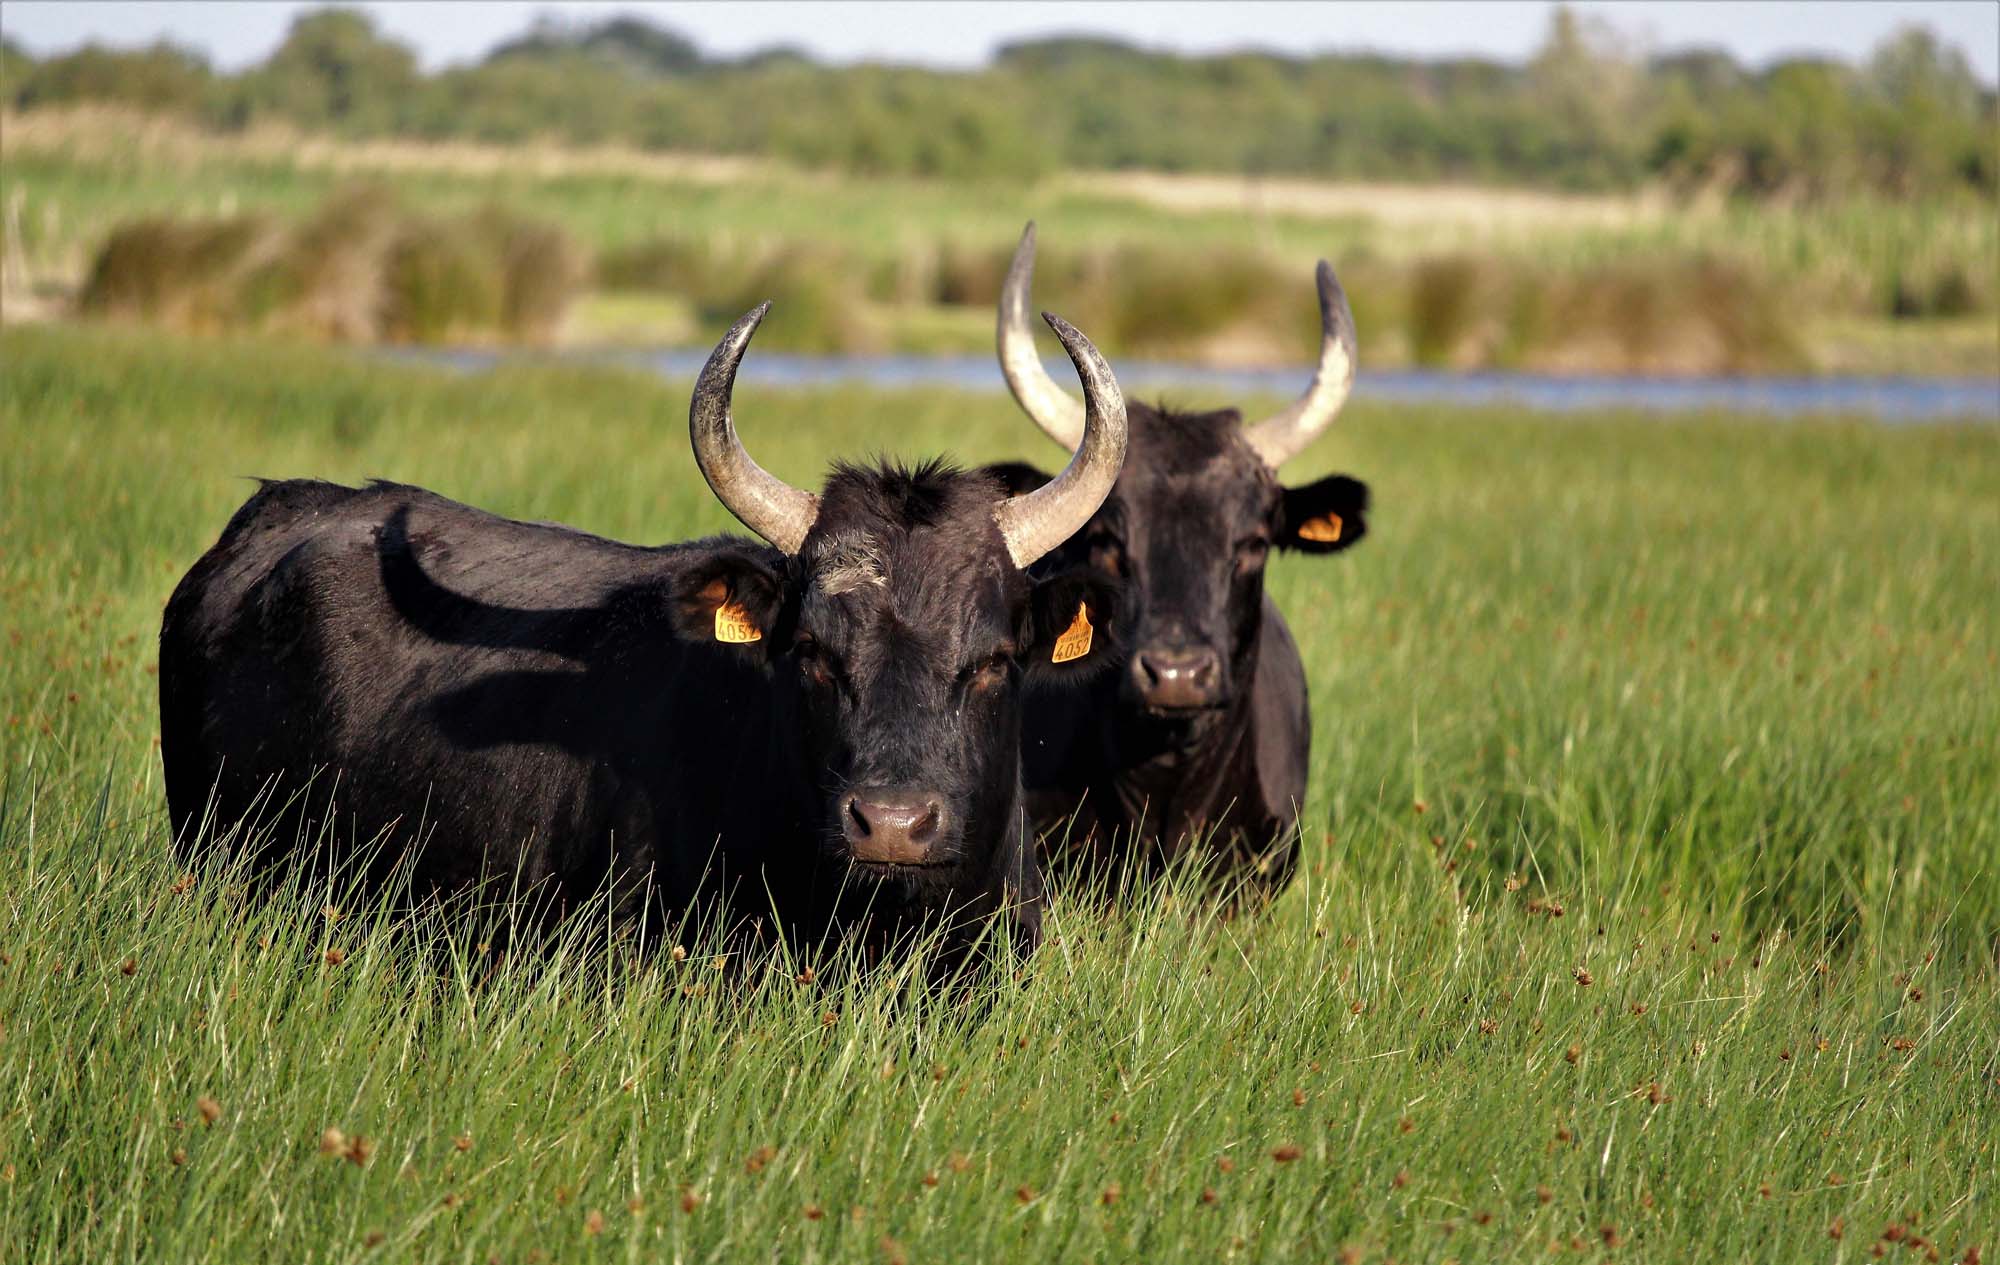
[2,323,1996,1262]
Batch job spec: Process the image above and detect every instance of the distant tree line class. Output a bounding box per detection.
[3,7,1993,198]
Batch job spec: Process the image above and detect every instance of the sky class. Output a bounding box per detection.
[3,1,1995,84]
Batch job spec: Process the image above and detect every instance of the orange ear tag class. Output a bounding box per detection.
[1051,603,1094,664]
[1297,512,1343,543]
[713,598,762,644]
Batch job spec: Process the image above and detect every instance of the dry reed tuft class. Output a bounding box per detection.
[80,184,582,345]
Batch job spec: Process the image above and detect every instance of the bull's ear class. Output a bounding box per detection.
[983,461,1054,497]
[1025,568,1124,684]
[1278,474,1369,554]
[669,538,786,648]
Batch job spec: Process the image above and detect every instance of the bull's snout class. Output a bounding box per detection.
[842,789,947,865]
[1133,646,1223,711]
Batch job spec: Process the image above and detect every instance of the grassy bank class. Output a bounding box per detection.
[4,109,1995,373]
[1,324,1995,1262]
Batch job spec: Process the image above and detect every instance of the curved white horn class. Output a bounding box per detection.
[995,221,1088,451]
[1242,260,1357,470]
[689,303,819,554]
[992,313,1126,569]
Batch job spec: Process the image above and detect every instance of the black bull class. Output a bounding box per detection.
[988,224,1371,898]
[159,305,1127,962]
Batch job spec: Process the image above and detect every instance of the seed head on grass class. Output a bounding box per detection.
[325,947,346,966]
[1272,1144,1302,1163]
[1014,1184,1036,1204]
[803,1204,824,1221]
[320,1127,347,1155]
[583,1209,604,1235]
[1100,1182,1120,1206]
[196,1095,221,1125]
[680,1189,700,1214]
[454,1134,472,1152]
[120,955,137,976]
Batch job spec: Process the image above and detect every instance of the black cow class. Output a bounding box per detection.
[160,303,1128,963]
[990,224,1370,900]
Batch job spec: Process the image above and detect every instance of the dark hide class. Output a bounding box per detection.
[160,470,1120,963]
[989,402,1368,899]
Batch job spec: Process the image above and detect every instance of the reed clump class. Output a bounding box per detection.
[1400,253,1805,374]
[79,185,584,344]
[603,229,1806,373]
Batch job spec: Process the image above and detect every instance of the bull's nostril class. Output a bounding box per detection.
[911,802,942,843]
[845,796,872,837]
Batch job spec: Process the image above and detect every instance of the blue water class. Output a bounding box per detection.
[385,346,1999,424]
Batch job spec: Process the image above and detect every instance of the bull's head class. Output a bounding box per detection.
[675,303,1127,881]
[993,223,1369,720]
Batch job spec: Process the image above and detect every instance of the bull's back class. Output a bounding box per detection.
[158,480,759,904]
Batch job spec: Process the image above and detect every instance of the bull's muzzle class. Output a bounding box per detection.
[1132,645,1224,711]
[842,789,948,866]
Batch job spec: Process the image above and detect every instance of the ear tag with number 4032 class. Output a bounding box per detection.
[1051,603,1094,664]
[713,598,762,644]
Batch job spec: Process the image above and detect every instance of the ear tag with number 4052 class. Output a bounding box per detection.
[713,598,762,644]
[1051,603,1094,664]
[1297,512,1343,543]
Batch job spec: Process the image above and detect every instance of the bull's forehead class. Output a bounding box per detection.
[1117,421,1277,536]
[800,519,1018,654]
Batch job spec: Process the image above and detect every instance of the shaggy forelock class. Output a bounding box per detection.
[810,531,887,595]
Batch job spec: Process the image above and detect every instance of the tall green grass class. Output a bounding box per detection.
[1,324,1995,1262]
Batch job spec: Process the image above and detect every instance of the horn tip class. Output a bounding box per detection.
[1040,310,1074,338]
[1313,261,1356,349]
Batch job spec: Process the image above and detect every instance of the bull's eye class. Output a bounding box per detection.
[1234,535,1271,572]
[965,653,1012,693]
[794,636,834,687]
[1086,529,1125,574]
